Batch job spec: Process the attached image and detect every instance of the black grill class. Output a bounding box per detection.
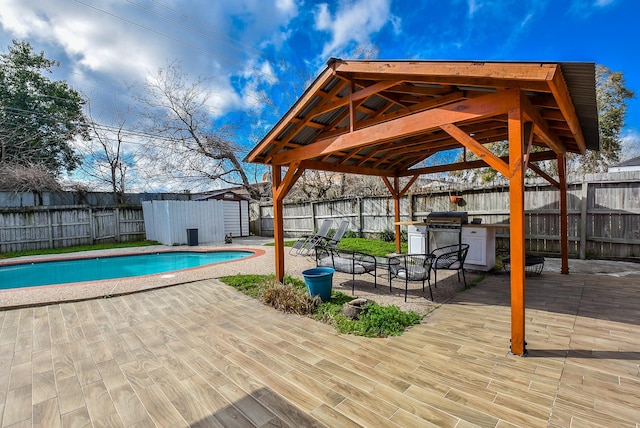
[425,212,467,252]
[425,212,468,228]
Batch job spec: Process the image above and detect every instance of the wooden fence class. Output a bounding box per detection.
[0,206,145,252]
[255,172,640,260]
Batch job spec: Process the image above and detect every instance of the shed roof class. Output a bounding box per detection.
[246,59,599,176]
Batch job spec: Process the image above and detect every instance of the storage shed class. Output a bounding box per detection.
[195,190,250,237]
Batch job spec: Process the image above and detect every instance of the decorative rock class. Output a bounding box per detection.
[342,298,370,319]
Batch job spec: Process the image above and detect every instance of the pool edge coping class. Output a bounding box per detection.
[0,246,266,310]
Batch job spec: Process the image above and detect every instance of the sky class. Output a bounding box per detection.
[0,0,638,191]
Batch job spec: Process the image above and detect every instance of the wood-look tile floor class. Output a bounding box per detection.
[1,271,639,427]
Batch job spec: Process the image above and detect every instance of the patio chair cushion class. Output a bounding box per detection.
[333,257,375,274]
[317,257,334,269]
[434,260,461,270]
[396,266,429,281]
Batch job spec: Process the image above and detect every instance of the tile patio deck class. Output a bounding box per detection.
[1,249,639,427]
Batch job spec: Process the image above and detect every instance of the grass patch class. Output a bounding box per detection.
[337,238,407,257]
[219,274,423,337]
[265,240,297,247]
[0,240,160,259]
[267,237,407,256]
[313,298,421,337]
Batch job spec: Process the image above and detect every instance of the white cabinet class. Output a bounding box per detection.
[462,226,496,271]
[407,224,427,254]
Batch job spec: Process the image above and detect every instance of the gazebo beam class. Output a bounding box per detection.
[548,67,588,154]
[271,89,520,165]
[398,150,557,176]
[439,123,510,177]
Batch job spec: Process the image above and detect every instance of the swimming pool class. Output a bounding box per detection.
[0,251,254,290]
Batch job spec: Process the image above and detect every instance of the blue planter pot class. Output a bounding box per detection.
[302,267,335,302]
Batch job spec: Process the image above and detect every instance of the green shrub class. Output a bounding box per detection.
[313,297,422,337]
[377,229,395,242]
[343,230,360,239]
[337,302,422,337]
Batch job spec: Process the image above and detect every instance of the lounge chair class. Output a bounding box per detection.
[289,219,333,256]
[325,220,350,248]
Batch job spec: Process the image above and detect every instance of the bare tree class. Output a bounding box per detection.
[0,163,61,205]
[136,61,262,199]
[80,104,136,204]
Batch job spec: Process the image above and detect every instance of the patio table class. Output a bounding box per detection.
[375,256,401,292]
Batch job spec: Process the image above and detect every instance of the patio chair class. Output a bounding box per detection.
[325,220,350,249]
[388,253,435,301]
[431,244,469,289]
[315,244,377,295]
[289,219,333,256]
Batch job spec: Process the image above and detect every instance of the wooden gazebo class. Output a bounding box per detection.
[245,59,599,356]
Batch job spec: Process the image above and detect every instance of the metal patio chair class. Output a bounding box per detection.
[289,219,333,256]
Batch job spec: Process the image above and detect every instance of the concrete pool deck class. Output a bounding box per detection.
[3,237,640,311]
[0,238,448,312]
[1,242,640,426]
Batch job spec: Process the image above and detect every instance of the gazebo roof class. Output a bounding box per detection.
[246,59,599,176]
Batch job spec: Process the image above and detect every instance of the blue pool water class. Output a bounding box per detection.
[0,251,253,290]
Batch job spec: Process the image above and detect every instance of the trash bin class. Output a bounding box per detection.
[187,228,198,246]
[302,267,334,302]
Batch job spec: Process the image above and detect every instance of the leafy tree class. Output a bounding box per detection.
[569,65,635,174]
[0,40,89,176]
[450,64,635,182]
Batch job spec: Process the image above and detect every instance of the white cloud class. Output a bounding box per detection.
[621,129,640,160]
[313,0,398,59]
[0,0,301,119]
[570,0,617,16]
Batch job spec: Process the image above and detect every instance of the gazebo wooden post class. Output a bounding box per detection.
[558,154,569,274]
[272,165,285,282]
[381,177,402,254]
[508,99,527,356]
[272,162,305,282]
[382,175,420,254]
[393,177,402,254]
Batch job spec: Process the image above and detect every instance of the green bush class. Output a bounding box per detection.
[313,297,422,337]
[343,230,360,239]
[378,228,395,242]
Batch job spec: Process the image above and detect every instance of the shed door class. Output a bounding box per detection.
[223,200,241,237]
[240,200,249,237]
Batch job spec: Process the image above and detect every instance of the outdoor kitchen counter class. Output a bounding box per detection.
[394,221,510,228]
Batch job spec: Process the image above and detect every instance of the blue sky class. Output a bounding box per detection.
[0,0,638,190]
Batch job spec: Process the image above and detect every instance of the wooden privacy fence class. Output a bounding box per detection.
[255,172,640,260]
[0,206,145,252]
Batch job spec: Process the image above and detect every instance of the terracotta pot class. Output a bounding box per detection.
[449,195,462,204]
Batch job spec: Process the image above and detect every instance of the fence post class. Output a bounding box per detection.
[47,210,54,248]
[408,192,414,222]
[310,201,317,233]
[88,207,95,243]
[115,207,121,242]
[579,179,588,260]
[357,196,363,237]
